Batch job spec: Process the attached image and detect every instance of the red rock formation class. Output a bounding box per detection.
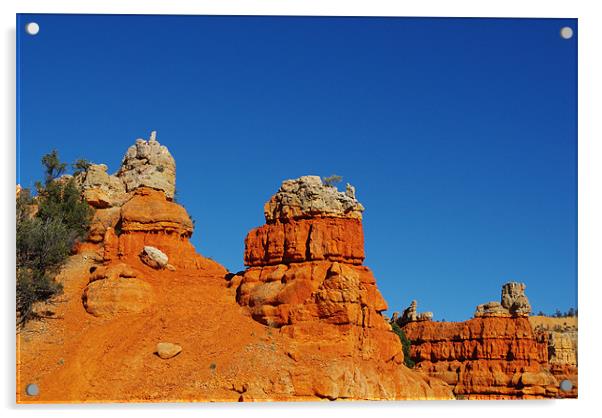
[113,188,222,272]
[120,187,192,235]
[396,282,569,399]
[86,187,224,274]
[244,217,365,266]
[78,135,226,319]
[82,263,154,316]
[403,315,561,398]
[232,176,453,400]
[19,142,456,402]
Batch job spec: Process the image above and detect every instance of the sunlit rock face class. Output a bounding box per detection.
[231,176,453,400]
[117,132,176,199]
[402,283,563,399]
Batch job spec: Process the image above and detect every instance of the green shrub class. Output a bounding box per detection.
[36,178,93,239]
[16,150,93,326]
[322,174,342,187]
[41,149,67,184]
[391,322,415,368]
[72,158,92,176]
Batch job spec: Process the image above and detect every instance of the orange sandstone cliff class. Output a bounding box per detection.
[399,283,570,399]
[16,134,451,402]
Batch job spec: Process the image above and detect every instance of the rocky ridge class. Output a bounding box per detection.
[401,283,569,399]
[16,136,576,402]
[17,137,452,403]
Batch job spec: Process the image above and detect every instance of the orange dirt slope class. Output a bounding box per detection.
[17,249,449,403]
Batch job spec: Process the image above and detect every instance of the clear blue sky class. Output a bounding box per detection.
[17,14,577,320]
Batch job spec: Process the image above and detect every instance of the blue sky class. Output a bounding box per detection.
[17,14,577,320]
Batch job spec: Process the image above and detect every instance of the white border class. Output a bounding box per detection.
[2,1,600,418]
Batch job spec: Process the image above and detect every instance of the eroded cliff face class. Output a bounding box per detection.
[403,316,558,399]
[230,176,452,400]
[400,283,569,399]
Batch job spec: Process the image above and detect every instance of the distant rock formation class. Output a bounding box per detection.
[530,315,578,398]
[402,283,561,399]
[474,281,531,318]
[501,282,532,316]
[230,176,452,400]
[391,300,433,326]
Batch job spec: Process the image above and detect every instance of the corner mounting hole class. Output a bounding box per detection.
[559,379,573,392]
[25,22,40,35]
[560,26,573,39]
[25,383,39,396]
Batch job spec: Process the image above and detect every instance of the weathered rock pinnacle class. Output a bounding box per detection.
[263,175,364,223]
[118,131,176,199]
[474,281,532,318]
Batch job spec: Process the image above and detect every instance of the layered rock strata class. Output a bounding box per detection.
[231,176,453,400]
[402,283,560,399]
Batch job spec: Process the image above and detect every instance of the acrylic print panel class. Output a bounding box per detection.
[16,14,577,403]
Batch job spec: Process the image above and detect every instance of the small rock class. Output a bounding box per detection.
[156,342,182,359]
[140,246,168,269]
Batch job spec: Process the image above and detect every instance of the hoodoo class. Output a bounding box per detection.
[231,175,452,400]
[77,132,225,277]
